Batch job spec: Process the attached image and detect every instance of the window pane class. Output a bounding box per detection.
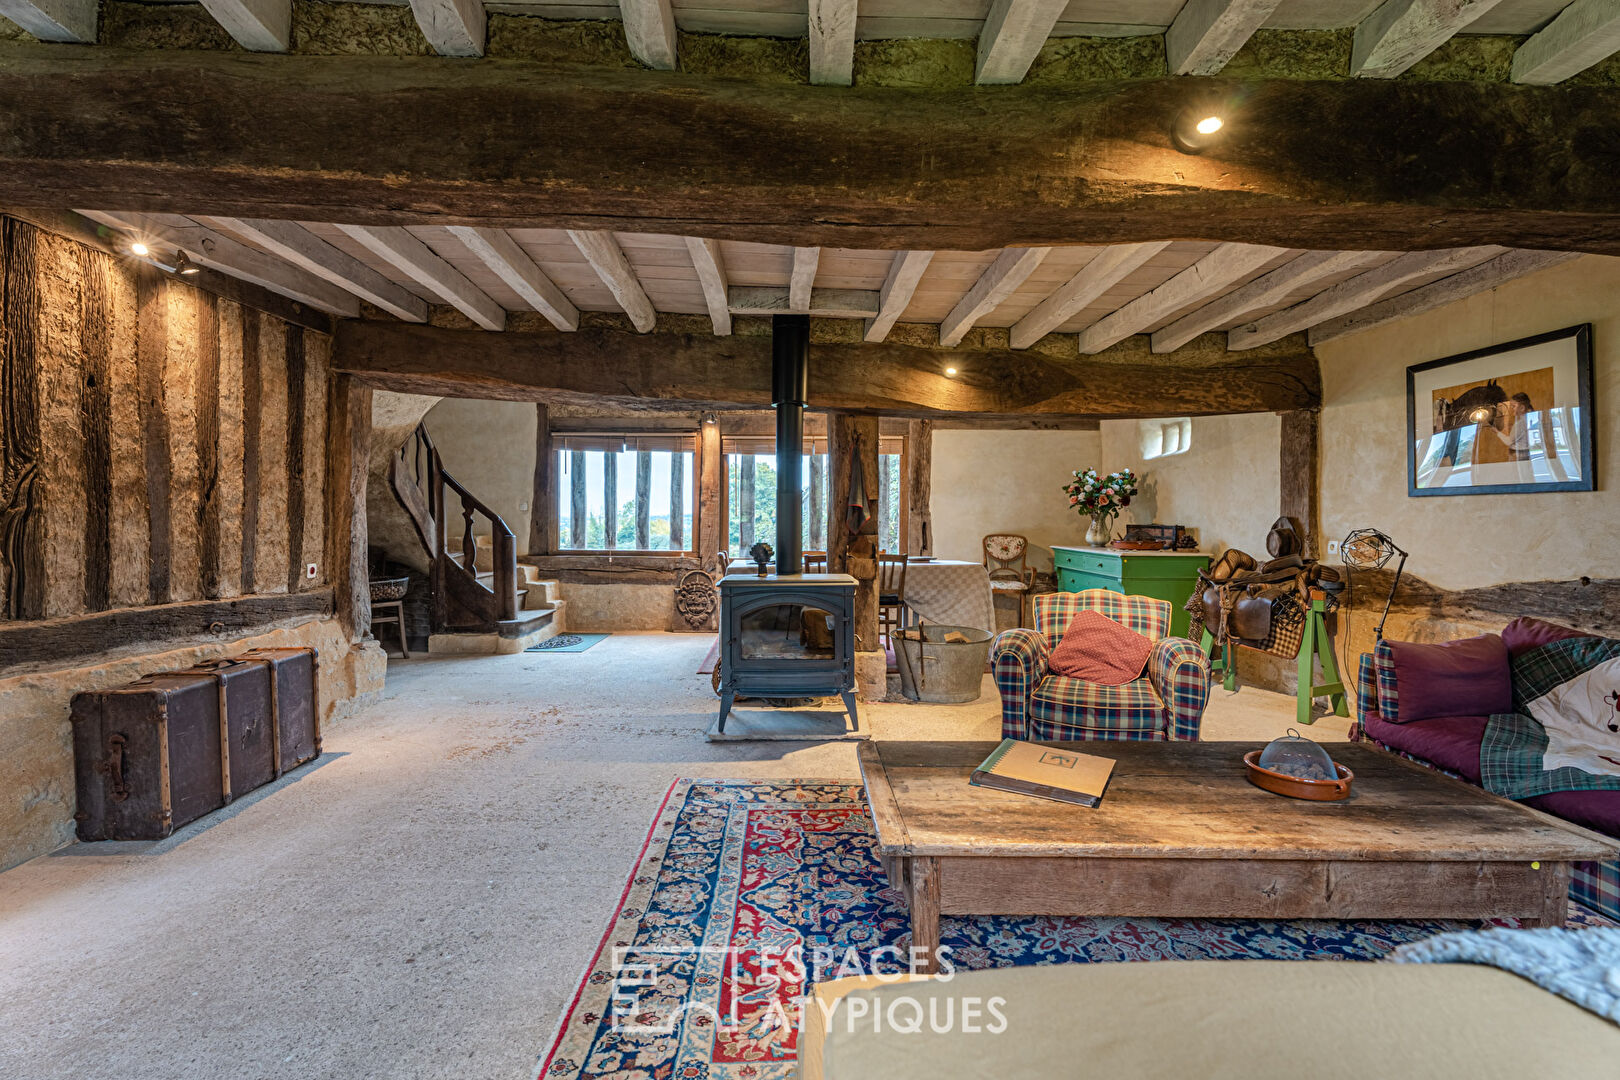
[558,446,692,552]
[726,451,831,559]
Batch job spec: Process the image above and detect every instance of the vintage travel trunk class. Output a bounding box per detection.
[177,658,278,799]
[238,647,321,771]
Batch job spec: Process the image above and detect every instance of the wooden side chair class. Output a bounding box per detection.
[803,551,827,573]
[877,553,909,643]
[983,533,1036,627]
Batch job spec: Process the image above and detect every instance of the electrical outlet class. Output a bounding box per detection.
[1326,540,1341,556]
[306,562,318,579]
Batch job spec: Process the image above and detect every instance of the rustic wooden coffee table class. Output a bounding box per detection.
[859,741,1617,973]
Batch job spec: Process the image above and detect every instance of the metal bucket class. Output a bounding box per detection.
[893,624,992,703]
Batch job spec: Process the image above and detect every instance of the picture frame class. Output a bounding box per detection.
[1407,324,1596,497]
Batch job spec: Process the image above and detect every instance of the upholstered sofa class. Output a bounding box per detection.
[1354,616,1620,921]
[991,590,1211,742]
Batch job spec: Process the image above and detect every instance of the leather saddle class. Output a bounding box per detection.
[1196,547,1339,647]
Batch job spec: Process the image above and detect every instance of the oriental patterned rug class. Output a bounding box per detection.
[535,779,1610,1080]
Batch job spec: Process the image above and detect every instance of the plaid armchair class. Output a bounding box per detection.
[992,590,1211,742]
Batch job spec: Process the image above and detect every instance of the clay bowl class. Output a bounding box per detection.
[1243,750,1354,801]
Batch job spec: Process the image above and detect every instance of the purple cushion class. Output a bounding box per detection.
[1363,713,1487,784]
[1525,789,1620,841]
[1386,634,1511,723]
[1500,616,1596,659]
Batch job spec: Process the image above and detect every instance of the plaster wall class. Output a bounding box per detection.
[1315,254,1618,592]
[556,582,676,631]
[0,620,384,872]
[421,397,538,552]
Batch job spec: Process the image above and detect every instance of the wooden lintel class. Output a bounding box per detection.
[8,48,1620,254]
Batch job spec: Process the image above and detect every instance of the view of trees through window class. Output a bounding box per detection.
[556,442,693,551]
[727,450,901,559]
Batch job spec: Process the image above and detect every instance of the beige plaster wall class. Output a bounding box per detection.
[0,621,385,872]
[1316,255,1618,592]
[422,398,538,551]
[930,429,1104,573]
[557,582,676,631]
[1098,413,1281,557]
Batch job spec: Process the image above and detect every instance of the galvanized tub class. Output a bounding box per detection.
[893,624,993,703]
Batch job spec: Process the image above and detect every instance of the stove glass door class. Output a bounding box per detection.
[737,603,837,661]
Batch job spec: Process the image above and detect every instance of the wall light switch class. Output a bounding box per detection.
[306,562,319,579]
[1326,540,1341,556]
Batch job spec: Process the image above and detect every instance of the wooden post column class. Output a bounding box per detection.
[327,373,371,643]
[1279,408,1321,558]
[829,412,883,700]
[906,419,932,556]
[695,417,724,630]
[529,402,555,555]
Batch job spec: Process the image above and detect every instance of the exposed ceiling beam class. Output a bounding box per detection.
[1307,250,1582,345]
[1351,0,1507,79]
[337,224,505,330]
[728,287,879,319]
[619,0,677,69]
[975,0,1068,85]
[1228,245,1506,349]
[684,236,731,336]
[1166,0,1282,75]
[789,247,821,312]
[1150,249,1386,353]
[198,0,290,51]
[446,226,578,331]
[407,0,486,57]
[808,0,858,86]
[1512,0,1620,84]
[1078,244,1293,354]
[1008,242,1170,350]
[78,210,360,316]
[939,247,1051,347]
[199,217,427,322]
[864,250,934,343]
[0,0,94,41]
[567,229,656,333]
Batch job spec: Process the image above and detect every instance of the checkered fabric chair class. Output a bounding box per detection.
[992,590,1211,743]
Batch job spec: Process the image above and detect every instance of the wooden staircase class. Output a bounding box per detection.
[389,424,565,653]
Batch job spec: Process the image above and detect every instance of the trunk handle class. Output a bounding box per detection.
[105,733,130,802]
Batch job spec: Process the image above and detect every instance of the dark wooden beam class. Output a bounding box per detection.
[1278,408,1319,559]
[906,419,932,556]
[331,322,1321,420]
[5,48,1620,253]
[529,402,555,556]
[327,374,370,643]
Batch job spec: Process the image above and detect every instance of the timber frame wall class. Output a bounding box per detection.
[0,216,344,669]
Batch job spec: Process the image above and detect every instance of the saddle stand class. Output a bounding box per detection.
[1202,593,1348,726]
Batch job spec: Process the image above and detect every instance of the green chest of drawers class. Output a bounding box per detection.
[1051,546,1212,639]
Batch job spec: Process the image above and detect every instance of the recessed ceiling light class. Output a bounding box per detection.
[1171,106,1230,154]
[129,242,150,257]
[945,367,958,377]
[1195,115,1223,135]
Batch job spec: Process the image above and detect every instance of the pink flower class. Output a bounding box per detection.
[1069,496,1078,505]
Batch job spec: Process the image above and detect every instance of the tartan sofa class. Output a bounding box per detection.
[1352,617,1620,922]
[992,590,1211,742]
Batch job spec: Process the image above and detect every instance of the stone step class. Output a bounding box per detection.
[427,600,567,656]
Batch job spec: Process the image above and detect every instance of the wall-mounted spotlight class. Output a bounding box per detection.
[173,252,201,275]
[702,412,719,425]
[1171,107,1227,154]
[129,242,150,257]
[944,367,958,377]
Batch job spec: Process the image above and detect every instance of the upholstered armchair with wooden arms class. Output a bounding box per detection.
[992,590,1211,743]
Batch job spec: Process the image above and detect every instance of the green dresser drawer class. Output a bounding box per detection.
[1056,568,1120,594]
[1053,548,1118,577]
[1052,547,1210,639]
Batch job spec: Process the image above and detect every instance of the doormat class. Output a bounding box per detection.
[526,633,608,654]
[534,779,1615,1079]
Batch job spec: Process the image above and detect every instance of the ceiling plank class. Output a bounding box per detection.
[684,237,732,336]
[864,250,934,343]
[1351,0,1507,79]
[407,0,486,57]
[976,0,1069,85]
[446,225,579,331]
[78,210,360,316]
[567,229,657,333]
[1166,0,1283,75]
[198,0,290,51]
[0,0,94,41]
[809,0,858,86]
[939,247,1051,347]
[1150,249,1386,353]
[201,217,428,322]
[1228,245,1507,349]
[1078,244,1294,354]
[790,246,821,312]
[728,286,880,319]
[1009,242,1170,350]
[1307,250,1582,345]
[1512,0,1620,84]
[337,224,505,330]
[620,0,677,69]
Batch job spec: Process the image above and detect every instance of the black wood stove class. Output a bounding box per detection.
[716,314,859,732]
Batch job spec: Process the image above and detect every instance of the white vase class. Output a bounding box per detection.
[1085,513,1112,547]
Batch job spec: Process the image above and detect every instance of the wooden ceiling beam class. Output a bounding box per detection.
[1166,0,1283,75]
[1512,0,1620,84]
[332,319,1322,420]
[1228,245,1505,349]
[1009,242,1169,350]
[0,0,94,42]
[198,0,290,52]
[809,0,858,86]
[684,236,732,336]
[12,54,1620,255]
[1351,0,1507,79]
[337,224,505,330]
[78,210,360,316]
[407,0,486,57]
[975,0,1068,85]
[939,247,1050,347]
[568,229,657,332]
[620,0,677,70]
[446,225,578,331]
[789,246,821,313]
[200,217,428,321]
[1307,250,1582,345]
[1077,243,1292,353]
[864,250,934,343]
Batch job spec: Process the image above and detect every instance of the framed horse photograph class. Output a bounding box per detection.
[1407,324,1596,497]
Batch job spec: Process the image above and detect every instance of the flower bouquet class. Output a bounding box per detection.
[1063,468,1138,546]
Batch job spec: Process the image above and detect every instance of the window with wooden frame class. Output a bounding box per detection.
[555,434,695,553]
[722,433,906,558]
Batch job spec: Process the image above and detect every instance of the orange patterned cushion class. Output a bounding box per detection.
[1048,610,1154,686]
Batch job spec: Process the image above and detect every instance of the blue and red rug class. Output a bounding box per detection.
[536,779,1610,1080]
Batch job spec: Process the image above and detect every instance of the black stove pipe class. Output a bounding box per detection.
[773,314,808,576]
